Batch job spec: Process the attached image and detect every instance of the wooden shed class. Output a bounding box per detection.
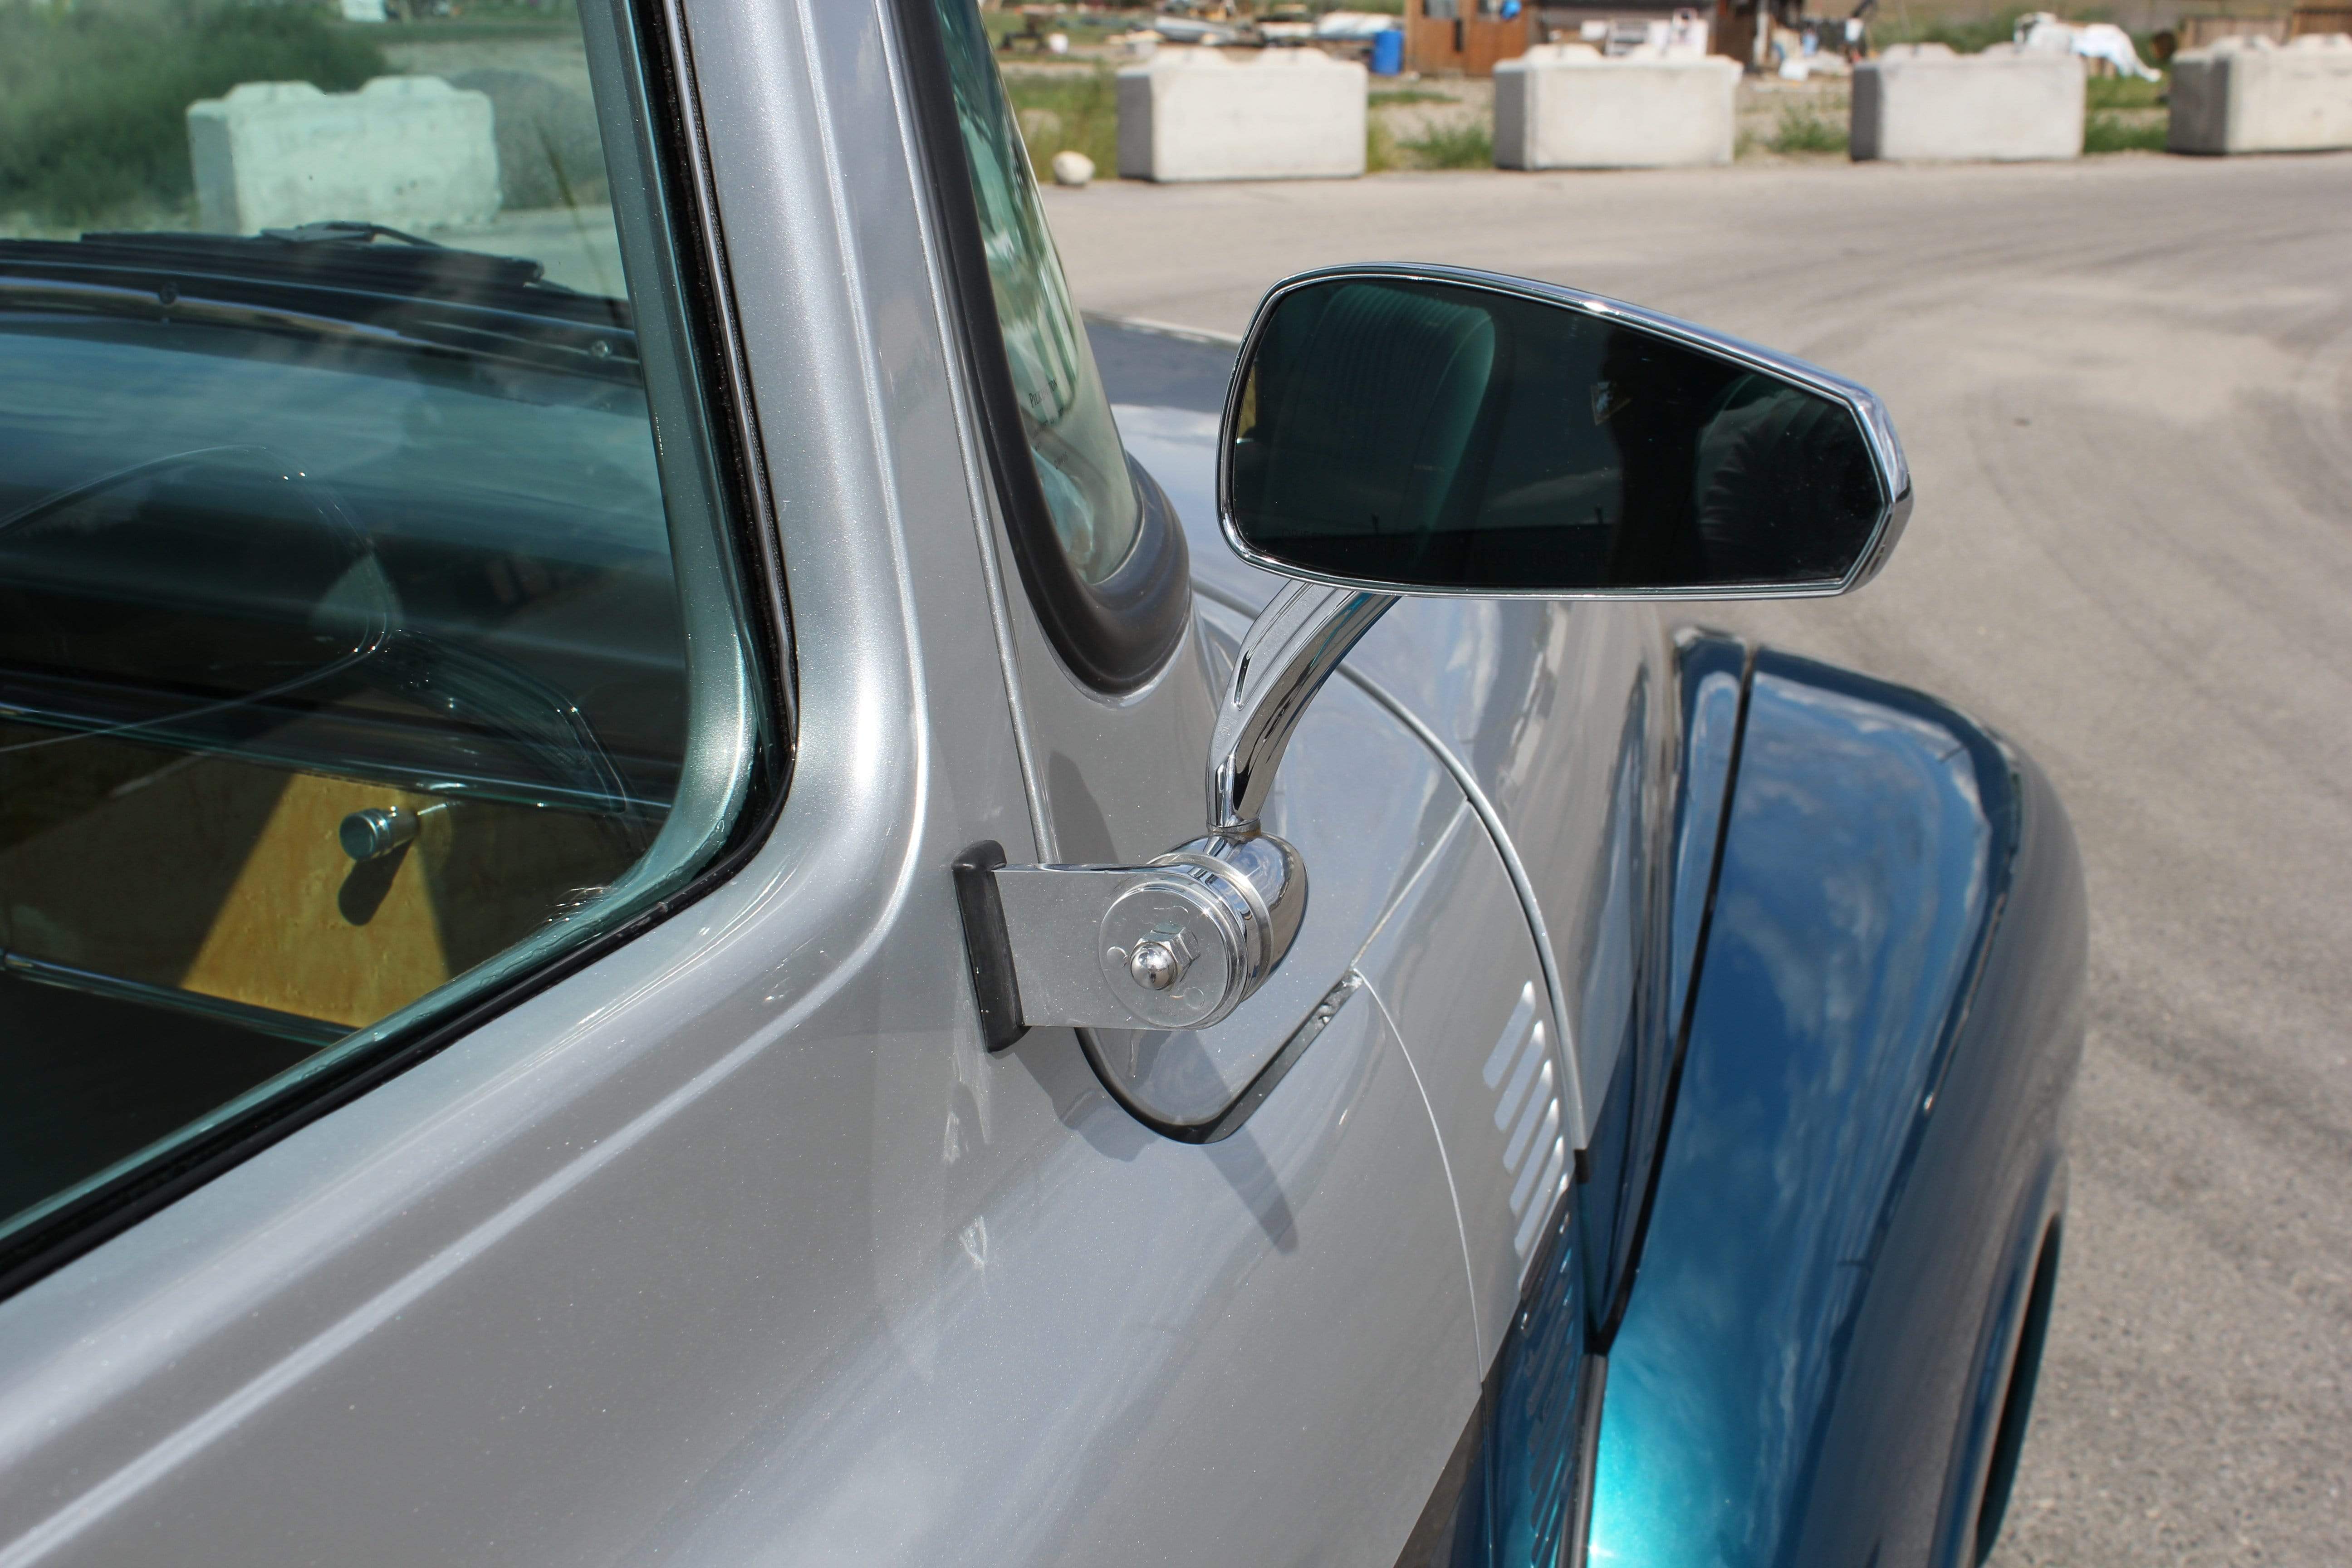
[1405,0,1539,75]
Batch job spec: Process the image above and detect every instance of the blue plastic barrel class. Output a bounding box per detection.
[1372,28,1404,75]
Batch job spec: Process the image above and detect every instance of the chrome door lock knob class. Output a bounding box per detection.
[339,806,420,862]
[1128,939,1184,992]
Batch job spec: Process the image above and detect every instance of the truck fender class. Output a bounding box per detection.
[1588,648,2088,1568]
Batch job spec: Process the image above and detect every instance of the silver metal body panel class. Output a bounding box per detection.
[0,1,1546,1563]
[1119,399,1668,1150]
[1361,813,1561,1366]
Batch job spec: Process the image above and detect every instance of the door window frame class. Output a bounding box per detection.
[0,0,793,1304]
[892,0,1192,696]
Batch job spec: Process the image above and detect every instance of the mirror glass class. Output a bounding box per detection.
[1225,276,1890,595]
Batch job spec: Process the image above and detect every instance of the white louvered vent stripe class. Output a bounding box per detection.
[1514,1140,1568,1257]
[1494,1020,1547,1132]
[1483,983,1540,1088]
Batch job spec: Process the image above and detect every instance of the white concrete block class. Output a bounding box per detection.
[1116,49,1366,182]
[1493,44,1739,169]
[2169,34,2352,155]
[187,78,500,235]
[1851,43,2084,162]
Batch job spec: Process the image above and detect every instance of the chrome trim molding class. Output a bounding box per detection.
[1208,579,1400,830]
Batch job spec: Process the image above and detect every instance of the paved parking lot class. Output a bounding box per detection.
[1045,151,2352,1568]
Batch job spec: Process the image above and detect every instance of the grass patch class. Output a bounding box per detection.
[2084,109,2167,152]
[1873,5,2031,54]
[1392,120,1493,169]
[1,5,387,226]
[2086,72,2165,110]
[985,10,1132,49]
[1004,67,1119,181]
[1370,88,1453,106]
[1769,105,1849,155]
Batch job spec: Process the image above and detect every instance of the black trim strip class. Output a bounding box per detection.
[0,0,793,1305]
[951,841,1025,1053]
[890,0,1191,695]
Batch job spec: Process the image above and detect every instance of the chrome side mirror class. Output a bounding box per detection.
[957,265,1911,1137]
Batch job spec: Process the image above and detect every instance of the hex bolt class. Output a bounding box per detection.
[1128,939,1184,993]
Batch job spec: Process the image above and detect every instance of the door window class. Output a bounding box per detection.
[0,0,775,1269]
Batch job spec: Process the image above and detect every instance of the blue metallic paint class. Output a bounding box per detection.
[1589,651,2086,1568]
[1405,1202,1594,1568]
[1417,632,1742,1568]
[1084,321,2087,1568]
[1578,632,1749,1338]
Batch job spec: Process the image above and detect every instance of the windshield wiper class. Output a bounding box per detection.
[74,221,578,301]
[0,224,637,385]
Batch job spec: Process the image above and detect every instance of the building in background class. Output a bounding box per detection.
[1406,0,1537,74]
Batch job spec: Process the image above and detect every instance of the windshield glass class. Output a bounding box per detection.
[0,0,769,1260]
[931,0,1141,584]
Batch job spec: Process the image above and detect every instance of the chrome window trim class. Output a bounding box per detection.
[1214,262,1916,603]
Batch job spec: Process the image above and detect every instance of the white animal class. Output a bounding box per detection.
[2014,11,2163,80]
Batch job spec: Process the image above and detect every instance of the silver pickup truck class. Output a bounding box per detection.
[0,3,2084,1564]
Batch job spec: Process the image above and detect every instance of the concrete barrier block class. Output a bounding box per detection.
[2169,34,2352,154]
[1851,43,2084,162]
[1116,49,1366,181]
[187,77,500,235]
[1494,44,1738,168]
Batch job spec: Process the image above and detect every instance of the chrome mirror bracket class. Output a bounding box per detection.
[956,583,1395,1051]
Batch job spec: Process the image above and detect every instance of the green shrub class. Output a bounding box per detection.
[1394,120,1493,169]
[0,5,387,225]
[1004,68,1119,182]
[1872,5,2030,54]
[2085,71,2165,111]
[2084,109,2167,152]
[1769,105,1849,155]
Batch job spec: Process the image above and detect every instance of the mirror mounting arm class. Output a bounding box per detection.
[955,583,1392,1055]
[1208,581,1399,832]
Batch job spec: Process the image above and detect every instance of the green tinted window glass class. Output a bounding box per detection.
[0,0,769,1253]
[931,0,1140,584]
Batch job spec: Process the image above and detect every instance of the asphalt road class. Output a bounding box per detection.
[1044,152,2352,1568]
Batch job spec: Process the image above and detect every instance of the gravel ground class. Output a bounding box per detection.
[1044,151,2352,1568]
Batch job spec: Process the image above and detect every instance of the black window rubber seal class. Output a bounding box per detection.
[892,0,1191,696]
[0,0,794,1306]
